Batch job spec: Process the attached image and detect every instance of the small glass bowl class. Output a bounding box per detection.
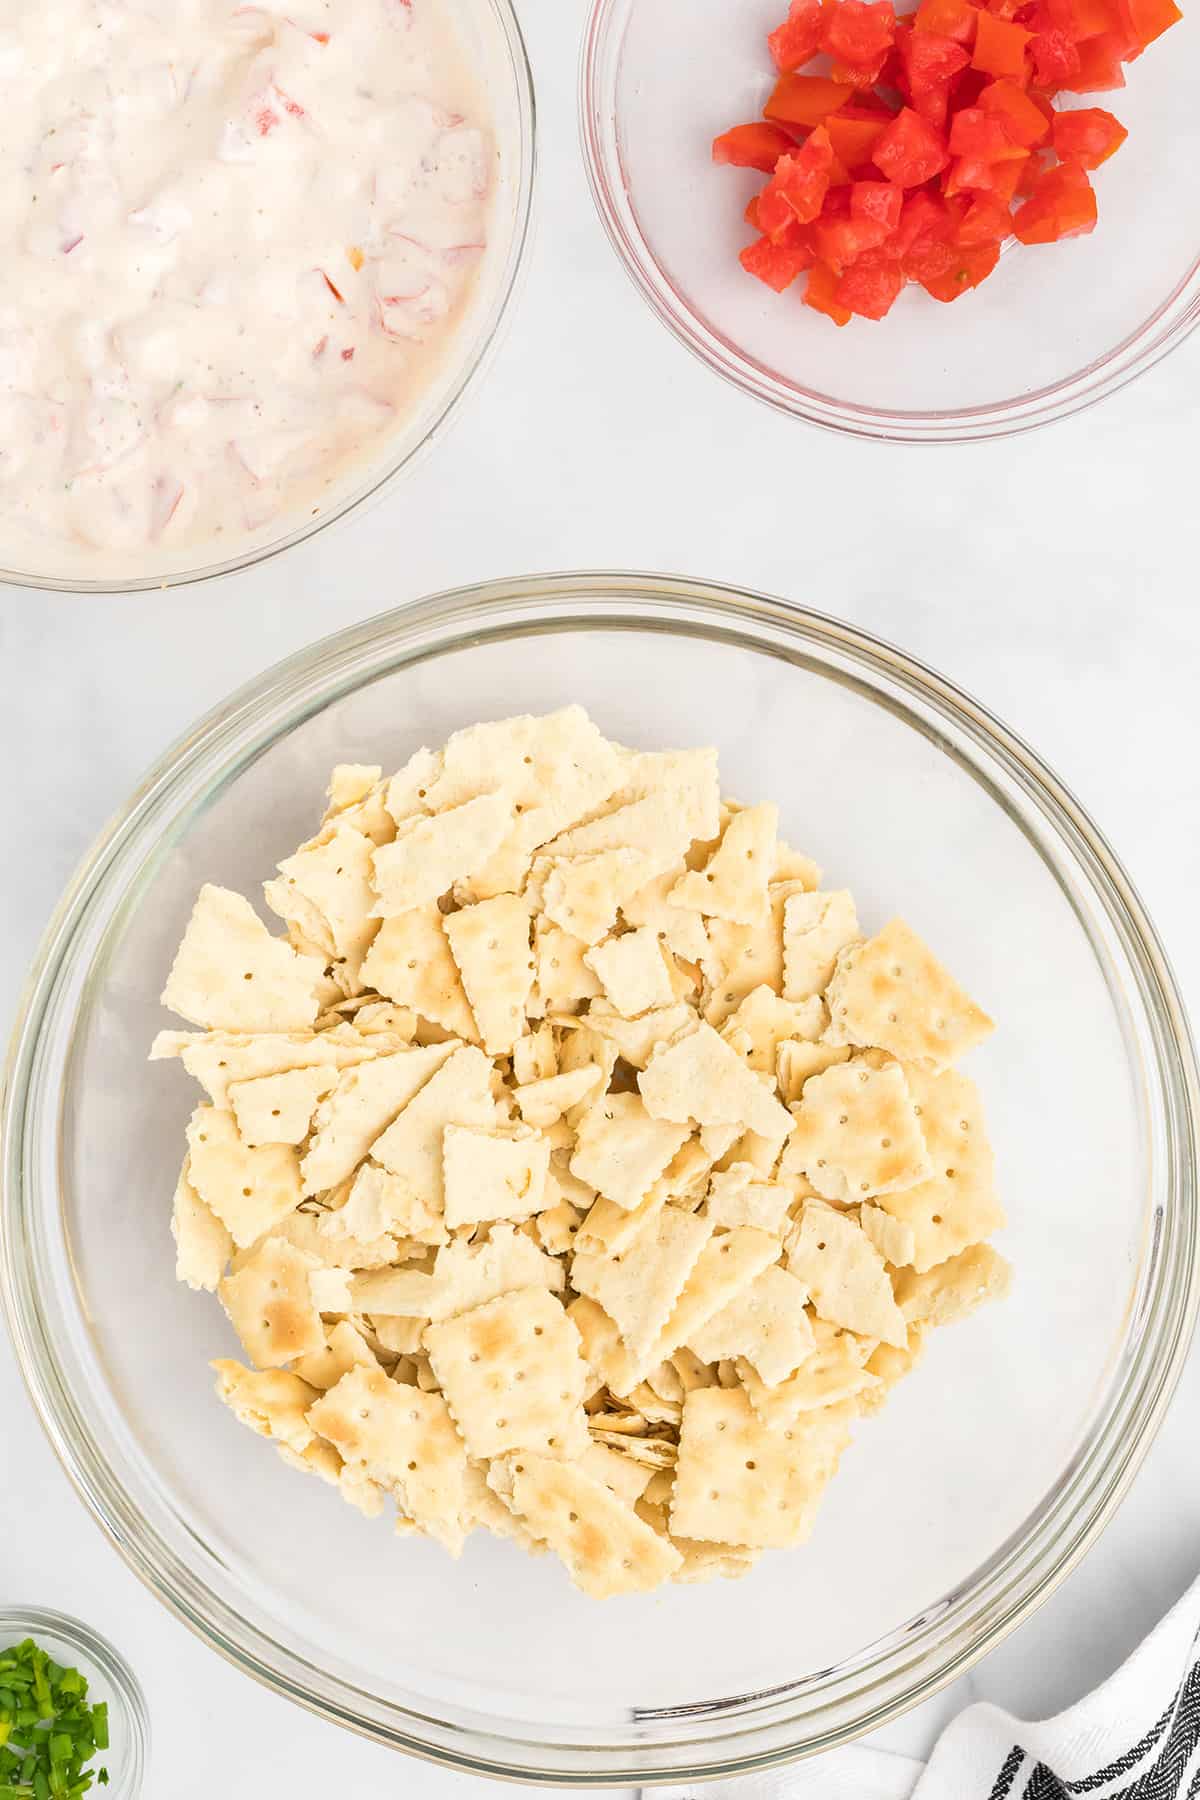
[2,573,1197,1782]
[0,1607,148,1800]
[580,0,1200,441]
[0,0,535,592]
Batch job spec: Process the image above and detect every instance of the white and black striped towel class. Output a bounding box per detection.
[659,1573,1200,1800]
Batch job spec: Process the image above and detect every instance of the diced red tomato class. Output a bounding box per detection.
[835,247,906,315]
[821,0,897,69]
[955,192,1015,240]
[826,113,890,168]
[851,179,905,231]
[1116,0,1181,45]
[1029,28,1081,87]
[765,73,853,126]
[1061,32,1128,88]
[972,10,1033,76]
[768,0,825,71]
[803,261,853,323]
[872,106,950,184]
[712,122,798,171]
[978,79,1051,143]
[765,125,836,223]
[914,0,979,44]
[920,238,1001,297]
[1012,156,1097,240]
[1052,104,1128,164]
[740,231,817,289]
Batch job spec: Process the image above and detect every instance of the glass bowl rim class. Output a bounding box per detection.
[0,0,536,596]
[0,1603,149,1799]
[2,570,1197,1782]
[577,0,1200,444]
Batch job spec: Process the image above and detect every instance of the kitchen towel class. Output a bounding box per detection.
[654,1569,1200,1800]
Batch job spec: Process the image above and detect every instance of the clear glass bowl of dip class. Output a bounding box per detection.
[1,0,534,593]
[0,1607,148,1800]
[2,572,1196,1781]
[579,0,1200,441]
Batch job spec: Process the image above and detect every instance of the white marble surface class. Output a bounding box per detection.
[2,2,1199,1794]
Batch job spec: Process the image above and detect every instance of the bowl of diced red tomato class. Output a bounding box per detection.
[580,0,1199,438]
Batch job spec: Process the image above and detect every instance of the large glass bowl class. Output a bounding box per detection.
[1,0,534,594]
[580,0,1200,441]
[2,572,1196,1783]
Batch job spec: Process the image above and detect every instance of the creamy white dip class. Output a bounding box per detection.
[0,0,492,577]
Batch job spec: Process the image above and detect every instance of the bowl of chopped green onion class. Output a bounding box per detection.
[0,1609,146,1799]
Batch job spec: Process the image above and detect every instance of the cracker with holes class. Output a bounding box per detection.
[359,906,478,1040]
[824,918,994,1070]
[155,707,1008,1596]
[424,1286,589,1460]
[780,1057,930,1204]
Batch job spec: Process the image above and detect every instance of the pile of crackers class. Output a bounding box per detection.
[153,706,1009,1598]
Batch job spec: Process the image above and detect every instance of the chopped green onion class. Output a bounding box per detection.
[0,1639,112,1797]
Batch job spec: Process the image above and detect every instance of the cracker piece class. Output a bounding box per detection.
[705,1165,791,1235]
[219,1236,325,1368]
[452,833,534,905]
[430,1224,564,1322]
[722,986,827,1076]
[824,918,994,1071]
[582,1442,655,1504]
[639,1020,794,1142]
[574,1186,665,1262]
[606,746,721,841]
[583,928,676,1019]
[781,890,861,1002]
[619,867,710,962]
[162,885,324,1031]
[349,1003,418,1039]
[186,1106,302,1249]
[569,1091,691,1212]
[670,1386,852,1548]
[776,1038,852,1102]
[874,1063,1004,1272]
[546,1150,598,1214]
[172,1155,233,1291]
[512,1067,602,1130]
[326,763,382,814]
[535,1196,582,1256]
[368,1315,426,1356]
[645,1359,685,1404]
[651,1226,780,1364]
[307,1366,473,1554]
[567,1295,641,1397]
[371,1046,497,1218]
[292,1319,379,1391]
[571,1205,712,1359]
[424,1286,589,1460]
[893,1242,1012,1327]
[384,747,441,824]
[443,894,534,1055]
[671,1347,717,1392]
[859,1203,917,1270]
[787,1202,907,1347]
[253,1202,400,1272]
[265,879,336,960]
[422,708,622,847]
[545,791,691,872]
[669,804,777,925]
[350,1267,441,1315]
[589,1431,677,1470]
[150,1027,382,1110]
[671,1538,760,1584]
[228,1065,336,1147]
[487,1454,682,1597]
[460,1461,547,1554]
[531,917,604,1014]
[359,907,477,1040]
[371,792,513,916]
[780,1057,930,1204]
[542,850,656,946]
[700,1122,743,1163]
[858,1325,926,1416]
[309,1266,354,1313]
[320,1160,438,1247]
[702,881,811,1026]
[442,1125,551,1229]
[270,822,380,975]
[773,840,822,887]
[691,1265,815,1386]
[512,1025,556,1086]
[737,1320,878,1424]
[212,1360,320,1454]
[585,1002,693,1072]
[301,1042,459,1197]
